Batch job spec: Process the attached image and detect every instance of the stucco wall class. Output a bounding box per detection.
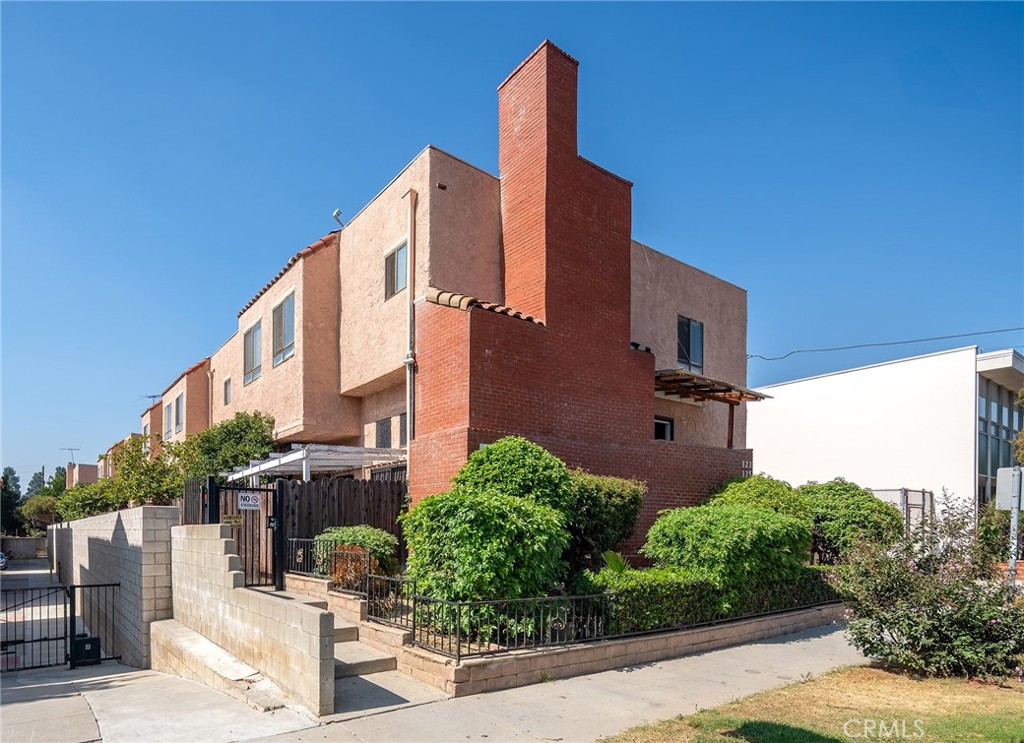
[747,347,979,506]
[140,402,163,458]
[631,241,749,449]
[161,361,210,444]
[48,507,177,668]
[168,524,334,716]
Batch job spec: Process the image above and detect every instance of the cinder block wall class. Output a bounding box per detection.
[46,506,177,668]
[170,524,334,716]
[1,536,48,559]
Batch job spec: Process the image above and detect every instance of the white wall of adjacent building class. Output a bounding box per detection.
[747,346,979,508]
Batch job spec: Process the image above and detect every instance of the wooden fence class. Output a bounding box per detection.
[281,477,407,548]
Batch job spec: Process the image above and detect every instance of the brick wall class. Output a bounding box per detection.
[168,524,334,716]
[47,506,177,668]
[409,42,751,549]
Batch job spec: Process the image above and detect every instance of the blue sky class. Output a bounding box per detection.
[3,2,1022,483]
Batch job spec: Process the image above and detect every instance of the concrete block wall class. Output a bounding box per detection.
[1,536,48,559]
[169,524,335,716]
[47,506,177,668]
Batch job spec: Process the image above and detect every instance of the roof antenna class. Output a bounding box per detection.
[332,209,345,228]
[61,447,81,465]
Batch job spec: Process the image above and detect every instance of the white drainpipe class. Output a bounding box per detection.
[403,189,418,446]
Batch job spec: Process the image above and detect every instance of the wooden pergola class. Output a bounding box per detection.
[654,369,769,449]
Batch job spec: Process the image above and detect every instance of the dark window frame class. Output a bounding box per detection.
[384,243,408,300]
[272,293,296,367]
[376,417,393,449]
[654,415,674,441]
[244,320,262,385]
[677,315,705,374]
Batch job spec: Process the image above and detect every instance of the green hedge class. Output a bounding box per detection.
[452,436,572,511]
[314,525,400,574]
[710,474,810,522]
[593,565,838,634]
[400,487,569,601]
[564,471,645,571]
[641,502,811,595]
[798,479,903,563]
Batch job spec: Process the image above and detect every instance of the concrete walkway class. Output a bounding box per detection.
[1,622,865,743]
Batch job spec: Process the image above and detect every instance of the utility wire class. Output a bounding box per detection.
[748,327,1024,362]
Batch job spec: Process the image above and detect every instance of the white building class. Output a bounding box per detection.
[747,346,1024,512]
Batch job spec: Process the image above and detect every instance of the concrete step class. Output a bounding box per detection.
[335,616,359,644]
[249,587,328,611]
[334,642,397,678]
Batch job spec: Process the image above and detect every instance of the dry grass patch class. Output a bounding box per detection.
[603,666,1024,743]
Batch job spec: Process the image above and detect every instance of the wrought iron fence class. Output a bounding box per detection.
[69,583,122,669]
[286,538,373,595]
[367,575,417,631]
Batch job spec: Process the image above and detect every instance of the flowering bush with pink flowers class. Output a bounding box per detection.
[834,492,1024,679]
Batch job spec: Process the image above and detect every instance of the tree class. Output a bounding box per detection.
[173,411,276,480]
[1014,389,1024,465]
[1,466,25,535]
[22,495,58,529]
[26,470,45,498]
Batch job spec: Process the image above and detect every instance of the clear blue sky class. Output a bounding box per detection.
[3,2,1022,483]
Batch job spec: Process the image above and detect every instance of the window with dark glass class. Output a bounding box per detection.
[174,393,184,433]
[376,417,392,448]
[244,321,262,385]
[272,293,295,366]
[654,415,674,441]
[677,316,704,374]
[399,413,408,447]
[384,243,408,300]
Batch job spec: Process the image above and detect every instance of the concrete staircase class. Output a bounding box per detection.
[267,589,397,679]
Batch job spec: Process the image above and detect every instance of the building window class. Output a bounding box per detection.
[654,415,674,441]
[223,378,232,405]
[273,293,295,367]
[142,424,150,454]
[384,243,408,300]
[399,413,408,447]
[376,417,392,449]
[174,393,184,433]
[164,404,172,438]
[244,321,262,385]
[677,316,704,374]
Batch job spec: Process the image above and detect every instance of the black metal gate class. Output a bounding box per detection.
[210,481,277,587]
[1,583,122,672]
[1,587,67,671]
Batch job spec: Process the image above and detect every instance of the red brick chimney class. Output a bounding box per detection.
[498,40,632,339]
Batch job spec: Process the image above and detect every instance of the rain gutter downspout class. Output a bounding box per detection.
[403,189,418,446]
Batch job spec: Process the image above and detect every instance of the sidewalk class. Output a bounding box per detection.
[1,621,864,743]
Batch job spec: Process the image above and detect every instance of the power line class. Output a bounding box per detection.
[747,326,1024,362]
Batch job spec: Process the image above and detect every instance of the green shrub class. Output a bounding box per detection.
[56,480,124,521]
[835,494,1024,678]
[400,487,569,601]
[641,503,811,596]
[710,474,810,522]
[314,525,399,574]
[798,479,903,564]
[451,436,571,511]
[563,471,645,571]
[593,568,722,632]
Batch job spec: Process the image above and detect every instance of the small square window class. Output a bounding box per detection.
[654,415,674,441]
[384,243,408,300]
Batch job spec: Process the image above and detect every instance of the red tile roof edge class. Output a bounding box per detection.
[161,357,211,396]
[426,286,545,326]
[237,231,339,319]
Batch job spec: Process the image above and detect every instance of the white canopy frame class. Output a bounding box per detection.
[224,443,406,482]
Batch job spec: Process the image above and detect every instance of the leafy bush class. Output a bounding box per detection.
[451,437,571,511]
[835,494,1024,678]
[593,568,721,632]
[315,525,399,574]
[56,480,124,521]
[710,474,810,522]
[563,471,645,571]
[400,487,569,601]
[21,495,57,527]
[798,479,903,564]
[641,503,811,597]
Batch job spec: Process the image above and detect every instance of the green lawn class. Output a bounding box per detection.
[601,667,1024,743]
